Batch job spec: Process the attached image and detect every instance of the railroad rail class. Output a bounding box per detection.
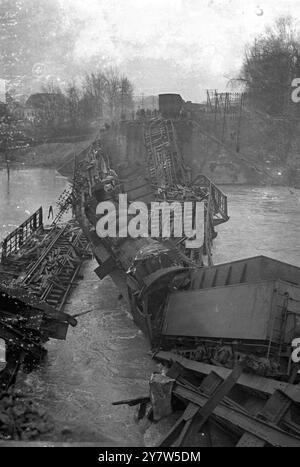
[21,223,90,311]
[52,185,75,226]
[143,117,229,264]
[40,228,90,310]
[144,118,183,188]
[0,208,91,391]
[145,121,228,224]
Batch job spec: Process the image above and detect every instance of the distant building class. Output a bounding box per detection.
[24,92,68,124]
[0,102,8,119]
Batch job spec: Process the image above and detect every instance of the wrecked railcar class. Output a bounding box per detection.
[71,117,228,331]
[71,116,300,383]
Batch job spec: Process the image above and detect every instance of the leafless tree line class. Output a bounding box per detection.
[235,16,300,116]
[37,68,134,134]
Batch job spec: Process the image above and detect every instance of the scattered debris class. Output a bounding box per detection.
[115,356,300,447]
[0,388,53,441]
[0,207,91,390]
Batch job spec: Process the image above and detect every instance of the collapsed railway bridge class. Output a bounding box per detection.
[0,205,90,390]
[0,108,300,447]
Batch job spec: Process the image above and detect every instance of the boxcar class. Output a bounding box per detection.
[159,93,184,119]
[161,278,300,379]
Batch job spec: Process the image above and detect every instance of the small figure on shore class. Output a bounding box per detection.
[48,205,54,220]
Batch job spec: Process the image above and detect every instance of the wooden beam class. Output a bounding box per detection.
[174,383,300,447]
[154,351,300,403]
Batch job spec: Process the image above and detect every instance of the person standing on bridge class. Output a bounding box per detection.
[48,205,54,220]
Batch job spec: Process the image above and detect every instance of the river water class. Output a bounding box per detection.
[214,185,300,266]
[0,168,300,444]
[0,167,68,242]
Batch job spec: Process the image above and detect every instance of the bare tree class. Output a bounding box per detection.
[66,81,81,130]
[37,82,67,132]
[105,67,121,121]
[82,72,106,119]
[239,16,300,115]
[120,76,134,119]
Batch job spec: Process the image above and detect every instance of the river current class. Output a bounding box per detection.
[0,168,300,444]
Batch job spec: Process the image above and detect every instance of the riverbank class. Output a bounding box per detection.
[0,138,94,171]
[2,121,299,187]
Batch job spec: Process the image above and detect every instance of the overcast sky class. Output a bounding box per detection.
[61,0,300,101]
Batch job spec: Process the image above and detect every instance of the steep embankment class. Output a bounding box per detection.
[100,114,297,187]
[26,140,94,168]
[174,120,263,184]
[99,119,271,186]
[2,137,97,173]
[10,110,298,187]
[237,108,300,187]
[174,107,300,186]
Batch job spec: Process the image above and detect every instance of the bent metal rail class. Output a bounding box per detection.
[1,207,43,263]
[21,223,90,310]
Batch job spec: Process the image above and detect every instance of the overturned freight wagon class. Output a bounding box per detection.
[160,256,300,380]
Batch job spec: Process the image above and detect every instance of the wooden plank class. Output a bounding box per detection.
[237,390,292,447]
[112,396,150,407]
[178,363,245,446]
[155,351,300,403]
[159,364,245,447]
[236,432,265,447]
[158,402,199,447]
[174,384,300,447]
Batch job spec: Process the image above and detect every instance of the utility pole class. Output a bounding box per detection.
[236,93,244,153]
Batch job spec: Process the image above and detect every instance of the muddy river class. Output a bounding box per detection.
[0,168,300,444]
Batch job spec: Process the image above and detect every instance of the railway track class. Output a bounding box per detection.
[144,118,181,188]
[21,223,91,311]
[143,117,229,265]
[0,206,91,391]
